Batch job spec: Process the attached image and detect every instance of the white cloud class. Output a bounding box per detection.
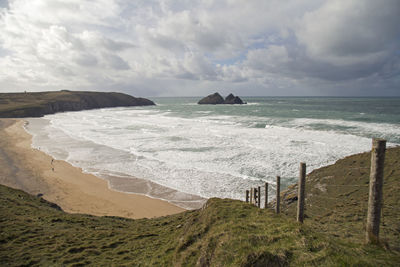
[0,0,137,90]
[0,0,398,96]
[8,0,121,26]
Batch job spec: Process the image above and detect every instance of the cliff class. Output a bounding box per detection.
[0,90,155,118]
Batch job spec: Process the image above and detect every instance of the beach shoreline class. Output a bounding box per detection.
[0,118,185,219]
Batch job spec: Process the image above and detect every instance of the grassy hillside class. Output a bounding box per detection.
[1,146,399,266]
[279,146,400,251]
[0,90,155,117]
[1,184,399,266]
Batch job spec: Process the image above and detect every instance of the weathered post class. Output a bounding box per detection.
[366,139,386,244]
[257,186,261,208]
[275,176,280,214]
[264,182,268,209]
[297,163,306,223]
[250,188,253,204]
[246,190,249,203]
[254,188,258,206]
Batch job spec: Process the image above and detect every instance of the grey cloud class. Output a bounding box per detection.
[194,29,230,52]
[296,0,400,64]
[231,0,400,86]
[102,53,130,70]
[240,42,399,83]
[175,71,198,80]
[103,39,136,51]
[74,53,98,67]
[146,33,185,52]
[0,0,8,9]
[54,66,75,77]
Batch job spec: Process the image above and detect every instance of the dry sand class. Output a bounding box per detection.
[0,119,185,219]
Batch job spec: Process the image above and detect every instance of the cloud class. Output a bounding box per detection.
[245,46,290,72]
[0,0,399,96]
[8,0,121,27]
[221,0,400,86]
[102,53,130,70]
[0,1,137,90]
[297,0,400,66]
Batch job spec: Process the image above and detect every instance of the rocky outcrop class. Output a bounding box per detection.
[197,92,225,105]
[198,92,245,105]
[0,91,155,118]
[224,93,244,104]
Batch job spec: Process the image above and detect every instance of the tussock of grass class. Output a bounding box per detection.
[1,184,399,266]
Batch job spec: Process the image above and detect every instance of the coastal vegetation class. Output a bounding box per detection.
[279,146,400,250]
[1,147,399,266]
[0,91,155,118]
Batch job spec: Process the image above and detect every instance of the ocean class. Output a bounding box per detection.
[25,97,400,209]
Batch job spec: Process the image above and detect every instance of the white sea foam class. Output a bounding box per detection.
[288,118,400,143]
[24,106,393,205]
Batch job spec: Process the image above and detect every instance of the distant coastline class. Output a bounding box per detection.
[0,90,155,118]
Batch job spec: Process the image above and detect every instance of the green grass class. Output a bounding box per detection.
[0,91,76,112]
[1,183,399,266]
[280,146,400,251]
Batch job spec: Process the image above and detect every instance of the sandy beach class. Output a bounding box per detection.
[0,118,185,219]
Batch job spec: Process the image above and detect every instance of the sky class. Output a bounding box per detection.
[0,0,399,97]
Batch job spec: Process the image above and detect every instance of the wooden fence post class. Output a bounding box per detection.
[254,188,258,206]
[275,176,280,214]
[246,190,249,203]
[265,182,268,209]
[366,139,386,244]
[250,188,253,204]
[297,163,306,223]
[257,186,261,208]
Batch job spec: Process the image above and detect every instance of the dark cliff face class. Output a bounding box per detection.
[0,91,155,118]
[198,92,245,105]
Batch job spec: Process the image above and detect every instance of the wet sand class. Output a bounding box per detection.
[0,119,185,219]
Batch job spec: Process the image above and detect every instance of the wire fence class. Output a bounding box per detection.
[243,139,397,245]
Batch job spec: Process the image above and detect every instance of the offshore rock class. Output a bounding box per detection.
[198,92,245,105]
[198,92,225,104]
[224,93,245,104]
